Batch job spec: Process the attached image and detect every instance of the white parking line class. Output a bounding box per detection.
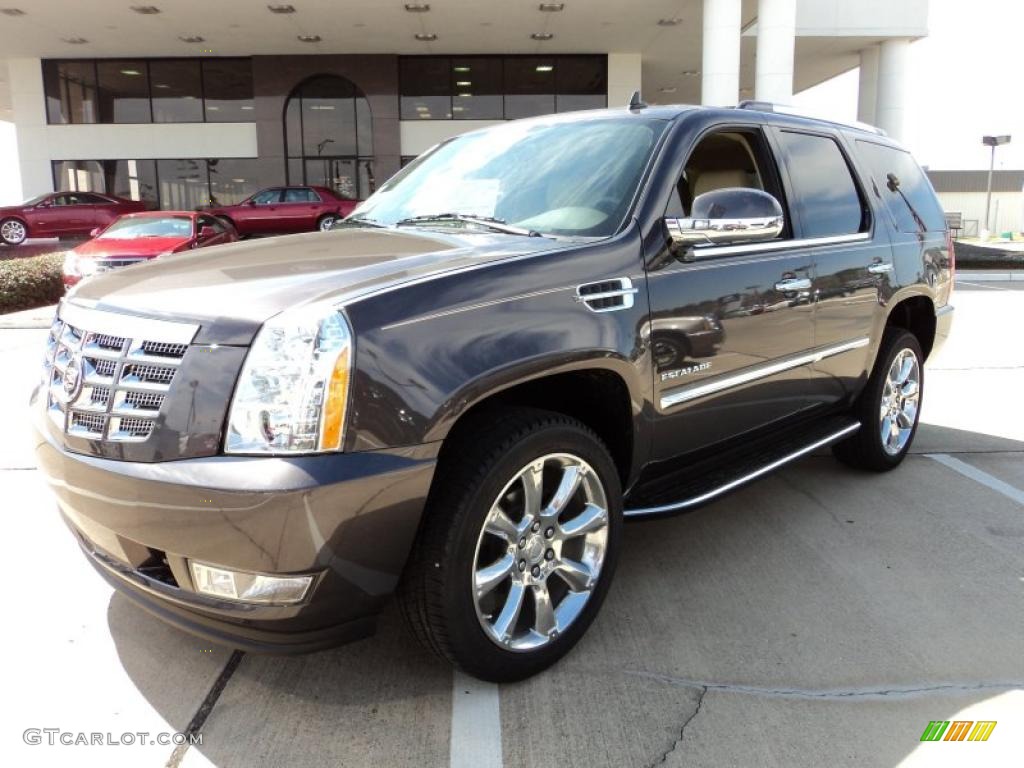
[927,453,1024,506]
[450,669,503,768]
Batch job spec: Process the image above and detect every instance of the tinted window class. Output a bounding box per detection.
[451,57,503,120]
[207,158,266,206]
[157,159,209,210]
[777,132,865,238]
[856,141,946,233]
[202,59,254,121]
[555,57,607,113]
[52,159,158,205]
[283,188,318,202]
[149,59,203,123]
[400,57,452,120]
[504,57,555,119]
[97,61,151,123]
[251,189,281,205]
[43,60,97,124]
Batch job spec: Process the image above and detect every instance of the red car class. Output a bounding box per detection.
[62,211,238,289]
[206,186,357,237]
[0,191,147,246]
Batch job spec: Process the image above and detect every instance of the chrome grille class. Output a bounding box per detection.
[41,304,197,443]
[94,258,147,273]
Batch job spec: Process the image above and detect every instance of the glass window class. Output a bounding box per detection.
[202,59,254,121]
[451,57,502,120]
[157,159,209,210]
[306,158,359,200]
[299,76,358,156]
[504,58,556,119]
[99,215,194,239]
[777,132,866,238]
[251,188,282,205]
[856,141,946,233]
[52,159,158,206]
[556,57,607,113]
[400,57,452,120]
[207,158,267,206]
[43,60,98,124]
[283,187,318,202]
[149,59,203,123]
[97,61,151,123]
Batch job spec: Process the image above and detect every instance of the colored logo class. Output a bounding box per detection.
[920,721,997,742]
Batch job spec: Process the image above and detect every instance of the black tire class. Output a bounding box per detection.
[0,217,28,246]
[317,214,337,231]
[833,328,924,471]
[397,407,623,682]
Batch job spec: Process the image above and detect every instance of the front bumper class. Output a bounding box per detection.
[33,418,438,653]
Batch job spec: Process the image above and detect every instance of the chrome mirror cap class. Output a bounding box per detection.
[665,187,784,250]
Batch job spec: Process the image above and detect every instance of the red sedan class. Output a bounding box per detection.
[206,185,357,237]
[0,191,147,246]
[63,211,238,289]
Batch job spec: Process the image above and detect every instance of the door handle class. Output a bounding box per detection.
[867,262,893,274]
[774,278,812,291]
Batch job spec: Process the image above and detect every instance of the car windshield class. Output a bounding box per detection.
[351,115,668,238]
[21,193,51,206]
[98,216,193,239]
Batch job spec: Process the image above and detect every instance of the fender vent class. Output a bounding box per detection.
[575,277,638,313]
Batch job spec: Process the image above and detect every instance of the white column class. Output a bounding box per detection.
[876,38,910,142]
[754,0,796,104]
[857,45,879,125]
[7,58,52,199]
[701,0,742,106]
[607,53,642,109]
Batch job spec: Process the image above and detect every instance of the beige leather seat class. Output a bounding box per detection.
[691,168,759,198]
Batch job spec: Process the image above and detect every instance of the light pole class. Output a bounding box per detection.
[982,134,1011,236]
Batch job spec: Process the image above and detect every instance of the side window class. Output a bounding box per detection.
[251,189,281,205]
[666,129,787,237]
[776,131,867,238]
[856,141,946,233]
[81,193,110,205]
[283,188,316,203]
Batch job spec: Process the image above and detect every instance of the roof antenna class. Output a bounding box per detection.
[628,90,648,111]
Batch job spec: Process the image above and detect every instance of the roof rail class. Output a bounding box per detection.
[736,100,886,136]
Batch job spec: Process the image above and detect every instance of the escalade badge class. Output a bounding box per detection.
[60,355,84,404]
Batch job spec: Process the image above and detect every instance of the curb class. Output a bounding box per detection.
[956,271,1024,283]
[0,304,57,330]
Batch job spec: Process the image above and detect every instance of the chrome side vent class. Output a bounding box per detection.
[575,277,639,313]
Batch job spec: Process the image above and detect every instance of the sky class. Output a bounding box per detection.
[1,0,1021,204]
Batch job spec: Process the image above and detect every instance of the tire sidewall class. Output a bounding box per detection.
[440,422,622,681]
[864,330,924,467]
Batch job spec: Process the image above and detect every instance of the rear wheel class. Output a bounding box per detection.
[1,218,27,246]
[833,328,923,471]
[398,408,622,682]
[317,214,337,231]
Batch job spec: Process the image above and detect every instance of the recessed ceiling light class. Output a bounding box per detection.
[1,7,26,15]
[452,106,464,112]
[179,35,205,43]
[267,3,295,12]
[658,17,682,26]
[530,32,553,40]
[404,3,430,11]
[538,2,565,10]
[457,93,472,98]
[681,70,699,76]
[130,5,161,13]
[120,69,142,76]
[297,34,321,42]
[453,66,470,72]
[62,37,88,44]
[455,80,471,86]
[414,32,437,41]
[535,64,554,72]
[240,105,254,110]
[154,83,170,88]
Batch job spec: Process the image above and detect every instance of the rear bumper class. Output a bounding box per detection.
[933,303,954,357]
[33,418,438,653]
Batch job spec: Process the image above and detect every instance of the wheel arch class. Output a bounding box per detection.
[885,292,936,360]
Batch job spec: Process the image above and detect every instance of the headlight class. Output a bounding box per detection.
[225,305,353,454]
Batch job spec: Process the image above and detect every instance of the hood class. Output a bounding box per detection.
[66,227,565,345]
[73,236,191,259]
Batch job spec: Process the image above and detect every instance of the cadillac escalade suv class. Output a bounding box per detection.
[32,102,954,682]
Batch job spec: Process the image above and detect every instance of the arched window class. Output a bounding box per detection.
[284,75,374,201]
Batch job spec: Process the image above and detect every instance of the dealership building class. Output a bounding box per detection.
[0,0,929,210]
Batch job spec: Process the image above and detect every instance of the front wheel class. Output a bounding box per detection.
[0,218,28,246]
[833,328,923,471]
[398,408,622,682]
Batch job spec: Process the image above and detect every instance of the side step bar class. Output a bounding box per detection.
[624,420,860,519]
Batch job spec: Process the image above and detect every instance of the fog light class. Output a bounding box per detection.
[189,561,315,605]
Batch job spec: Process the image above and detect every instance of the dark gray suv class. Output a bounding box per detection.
[33,102,953,681]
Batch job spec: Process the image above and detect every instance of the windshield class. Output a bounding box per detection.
[21,193,50,207]
[351,115,668,237]
[98,216,193,239]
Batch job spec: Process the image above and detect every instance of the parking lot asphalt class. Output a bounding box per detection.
[2,280,1022,768]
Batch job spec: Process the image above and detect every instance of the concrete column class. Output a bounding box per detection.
[6,58,51,199]
[754,0,796,104]
[607,53,642,109]
[701,0,742,106]
[857,45,879,125]
[876,38,910,142]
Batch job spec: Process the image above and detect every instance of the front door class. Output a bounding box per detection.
[647,126,818,461]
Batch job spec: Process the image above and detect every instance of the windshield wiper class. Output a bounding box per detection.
[394,213,541,237]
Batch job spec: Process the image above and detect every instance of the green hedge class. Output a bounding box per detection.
[0,252,65,314]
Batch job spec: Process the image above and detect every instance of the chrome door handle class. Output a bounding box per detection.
[867,262,893,274]
[774,278,812,291]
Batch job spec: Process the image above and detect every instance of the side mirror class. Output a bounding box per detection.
[665,188,784,256]
[89,228,100,238]
[198,225,216,240]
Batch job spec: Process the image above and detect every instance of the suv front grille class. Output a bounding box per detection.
[41,305,197,443]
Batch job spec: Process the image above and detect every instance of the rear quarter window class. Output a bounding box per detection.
[856,141,946,233]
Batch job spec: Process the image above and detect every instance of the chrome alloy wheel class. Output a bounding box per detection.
[1,219,27,245]
[880,347,920,456]
[472,453,610,652]
[318,215,337,231]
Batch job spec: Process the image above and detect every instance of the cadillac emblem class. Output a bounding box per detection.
[60,355,84,404]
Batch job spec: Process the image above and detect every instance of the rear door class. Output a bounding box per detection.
[769,128,883,406]
[647,123,817,460]
[279,187,322,230]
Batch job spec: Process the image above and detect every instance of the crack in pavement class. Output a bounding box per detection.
[626,670,1024,701]
[646,686,706,768]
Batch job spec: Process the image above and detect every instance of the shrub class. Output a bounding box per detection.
[0,252,65,314]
